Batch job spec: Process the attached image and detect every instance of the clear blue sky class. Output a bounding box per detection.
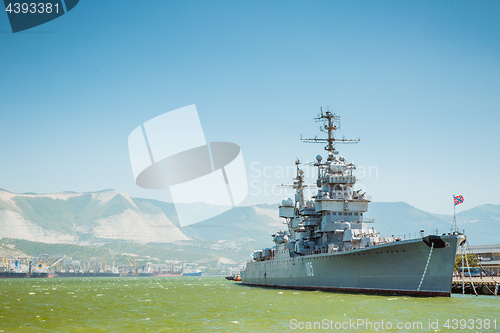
[1,0,499,215]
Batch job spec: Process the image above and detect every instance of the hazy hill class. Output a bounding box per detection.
[452,204,500,245]
[0,239,28,257]
[0,189,188,244]
[0,188,498,250]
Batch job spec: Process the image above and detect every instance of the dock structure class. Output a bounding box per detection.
[452,277,500,296]
[466,244,500,275]
[451,242,500,296]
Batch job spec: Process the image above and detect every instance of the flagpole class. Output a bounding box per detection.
[453,194,457,232]
[454,199,457,231]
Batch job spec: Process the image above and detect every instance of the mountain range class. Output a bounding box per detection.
[0,188,498,256]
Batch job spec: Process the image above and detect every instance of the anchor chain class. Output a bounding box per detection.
[417,242,433,292]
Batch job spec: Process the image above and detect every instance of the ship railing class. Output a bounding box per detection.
[396,229,443,241]
[299,248,335,255]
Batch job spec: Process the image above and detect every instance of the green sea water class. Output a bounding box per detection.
[0,276,498,332]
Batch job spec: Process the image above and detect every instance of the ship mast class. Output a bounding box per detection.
[301,107,360,158]
[279,158,315,210]
[294,159,305,209]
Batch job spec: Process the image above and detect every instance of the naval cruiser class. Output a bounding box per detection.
[241,109,465,296]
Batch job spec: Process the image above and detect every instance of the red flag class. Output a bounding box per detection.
[454,195,464,206]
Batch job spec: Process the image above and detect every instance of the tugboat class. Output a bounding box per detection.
[225,274,241,281]
[241,108,465,296]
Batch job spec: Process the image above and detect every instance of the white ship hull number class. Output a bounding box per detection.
[306,262,314,277]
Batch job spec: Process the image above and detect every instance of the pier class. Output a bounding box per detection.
[452,277,500,296]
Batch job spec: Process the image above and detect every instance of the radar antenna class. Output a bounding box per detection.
[301,107,359,158]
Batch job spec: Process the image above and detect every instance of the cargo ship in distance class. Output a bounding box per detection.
[241,109,465,296]
[55,270,120,278]
[181,269,203,276]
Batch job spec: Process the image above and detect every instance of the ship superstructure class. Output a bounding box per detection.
[241,109,465,296]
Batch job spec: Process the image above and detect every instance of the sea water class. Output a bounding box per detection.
[0,276,498,332]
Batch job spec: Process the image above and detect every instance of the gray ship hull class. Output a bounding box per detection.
[241,234,464,297]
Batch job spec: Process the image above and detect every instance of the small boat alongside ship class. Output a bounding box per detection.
[225,274,241,281]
